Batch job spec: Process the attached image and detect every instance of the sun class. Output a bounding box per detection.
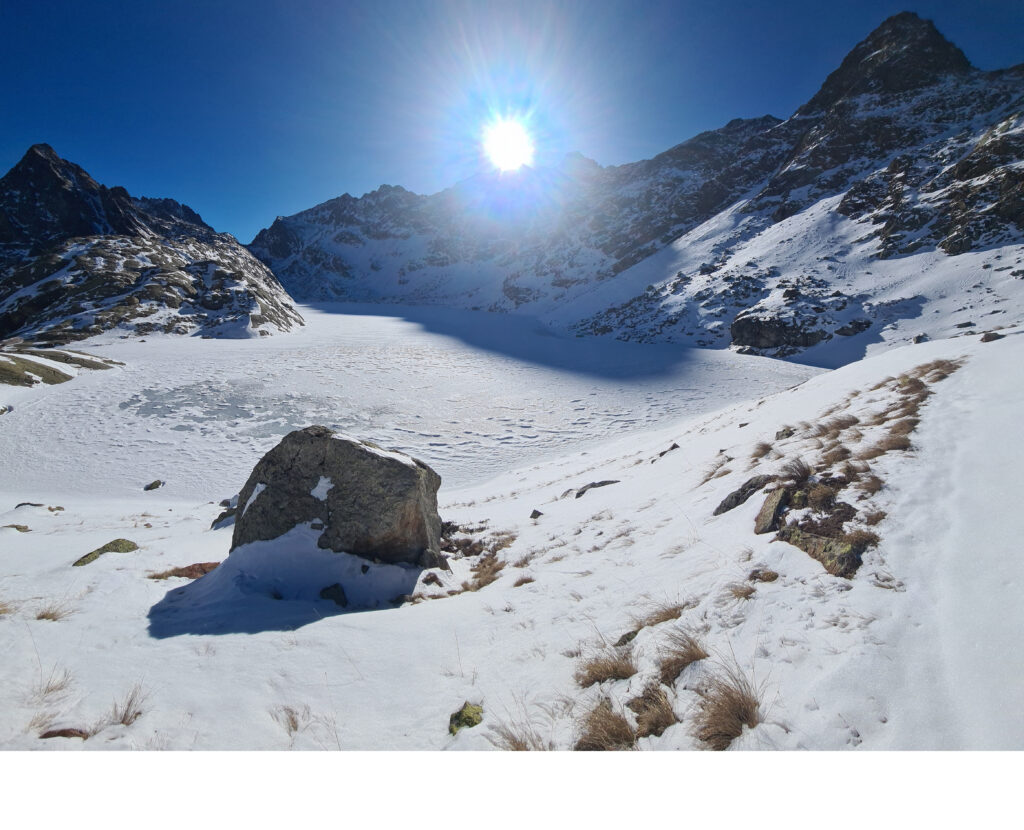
[483,118,535,171]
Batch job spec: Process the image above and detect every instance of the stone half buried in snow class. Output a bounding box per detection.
[231,425,444,569]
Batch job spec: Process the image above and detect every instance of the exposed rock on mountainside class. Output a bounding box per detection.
[250,12,1023,363]
[0,145,303,344]
[232,425,444,568]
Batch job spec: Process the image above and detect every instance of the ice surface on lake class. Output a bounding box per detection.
[0,304,819,499]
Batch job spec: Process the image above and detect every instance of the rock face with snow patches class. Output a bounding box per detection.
[231,425,444,568]
[249,12,1024,363]
[0,144,303,344]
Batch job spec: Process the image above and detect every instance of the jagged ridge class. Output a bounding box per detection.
[0,145,303,344]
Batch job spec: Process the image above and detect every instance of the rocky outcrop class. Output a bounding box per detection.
[0,145,303,344]
[231,425,444,568]
[753,488,790,535]
[713,474,777,516]
[776,525,864,578]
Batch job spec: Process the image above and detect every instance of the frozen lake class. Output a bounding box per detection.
[0,304,820,501]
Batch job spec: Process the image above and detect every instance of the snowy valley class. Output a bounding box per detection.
[1,11,1023,752]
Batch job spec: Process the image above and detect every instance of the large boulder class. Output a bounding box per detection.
[232,425,443,568]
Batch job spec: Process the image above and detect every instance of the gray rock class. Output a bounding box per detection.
[319,583,348,608]
[713,474,778,516]
[754,488,790,534]
[575,480,620,499]
[231,425,443,568]
[529,509,543,519]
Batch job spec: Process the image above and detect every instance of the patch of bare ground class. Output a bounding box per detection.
[148,562,220,580]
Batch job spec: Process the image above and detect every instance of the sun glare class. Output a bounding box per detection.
[483,118,535,171]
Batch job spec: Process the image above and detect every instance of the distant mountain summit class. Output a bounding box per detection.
[248,12,1023,364]
[0,145,302,345]
[798,11,973,114]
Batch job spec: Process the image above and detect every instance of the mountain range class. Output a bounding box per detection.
[2,12,1022,363]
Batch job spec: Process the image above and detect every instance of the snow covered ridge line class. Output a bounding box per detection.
[249,13,1023,365]
[2,327,1017,749]
[0,144,303,346]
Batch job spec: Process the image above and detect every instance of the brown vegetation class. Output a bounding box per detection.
[628,686,678,738]
[574,699,636,751]
[575,648,639,688]
[694,665,762,751]
[657,629,708,686]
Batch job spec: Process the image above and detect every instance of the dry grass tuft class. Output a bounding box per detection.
[888,418,919,436]
[820,443,851,467]
[699,455,731,485]
[0,597,13,616]
[628,685,678,738]
[636,602,686,629]
[827,414,860,431]
[657,629,708,686]
[750,441,772,460]
[857,474,885,495]
[863,509,887,526]
[110,684,147,727]
[896,375,928,395]
[781,457,813,488]
[32,665,73,701]
[807,483,837,512]
[876,433,912,452]
[857,433,911,460]
[574,699,636,751]
[575,648,639,688]
[726,582,756,601]
[461,552,506,592]
[843,528,880,550]
[489,720,554,751]
[272,704,311,737]
[35,601,74,621]
[694,665,762,751]
[512,575,535,588]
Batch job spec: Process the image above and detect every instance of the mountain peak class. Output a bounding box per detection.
[798,11,973,115]
[26,143,60,162]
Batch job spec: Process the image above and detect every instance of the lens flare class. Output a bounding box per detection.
[483,118,535,171]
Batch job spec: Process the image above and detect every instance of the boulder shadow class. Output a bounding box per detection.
[147,539,421,637]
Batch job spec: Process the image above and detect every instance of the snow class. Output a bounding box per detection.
[1,304,1022,751]
[310,476,333,501]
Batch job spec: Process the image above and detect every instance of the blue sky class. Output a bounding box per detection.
[2,0,1021,242]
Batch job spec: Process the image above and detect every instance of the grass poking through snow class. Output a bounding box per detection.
[694,664,762,751]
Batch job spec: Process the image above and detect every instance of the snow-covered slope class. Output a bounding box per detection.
[249,13,1023,365]
[0,305,1018,750]
[0,145,303,345]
